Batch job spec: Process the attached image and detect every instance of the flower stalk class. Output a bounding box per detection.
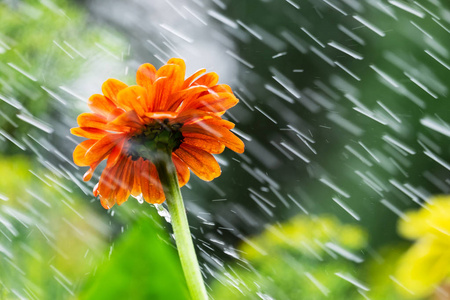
[152,146,208,300]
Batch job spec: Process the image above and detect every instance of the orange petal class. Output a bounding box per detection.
[98,157,126,208]
[181,92,238,113]
[131,159,142,197]
[71,127,108,140]
[167,85,208,112]
[172,153,190,187]
[171,109,218,125]
[84,134,124,166]
[191,72,219,88]
[154,64,184,110]
[73,139,97,166]
[141,160,165,204]
[88,94,116,117]
[183,136,225,154]
[77,113,107,129]
[107,110,144,131]
[107,108,126,122]
[83,160,101,181]
[106,139,126,168]
[115,158,132,205]
[175,143,221,181]
[137,63,157,89]
[167,58,186,79]
[209,84,233,94]
[182,123,244,153]
[102,78,128,105]
[116,85,148,116]
[183,69,206,89]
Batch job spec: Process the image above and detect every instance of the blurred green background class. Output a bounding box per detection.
[1,0,450,299]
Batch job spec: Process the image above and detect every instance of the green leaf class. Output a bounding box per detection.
[80,214,190,300]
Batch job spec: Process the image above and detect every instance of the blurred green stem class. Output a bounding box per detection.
[154,148,208,300]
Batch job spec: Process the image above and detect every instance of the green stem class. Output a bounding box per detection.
[154,148,208,300]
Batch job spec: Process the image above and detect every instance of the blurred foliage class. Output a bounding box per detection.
[211,214,369,299]
[0,156,108,299]
[395,196,450,299]
[80,211,189,300]
[210,212,439,299]
[0,0,123,154]
[0,155,189,299]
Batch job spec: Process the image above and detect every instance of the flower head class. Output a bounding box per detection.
[395,196,450,298]
[71,58,244,209]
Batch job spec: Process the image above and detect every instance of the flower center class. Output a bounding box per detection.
[128,119,184,160]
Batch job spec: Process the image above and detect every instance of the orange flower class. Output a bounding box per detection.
[71,58,244,209]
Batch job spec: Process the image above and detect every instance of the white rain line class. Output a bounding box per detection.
[358,141,381,163]
[424,149,450,170]
[345,145,372,166]
[327,113,364,136]
[159,24,193,43]
[338,24,365,45]
[382,135,416,155]
[389,179,420,204]
[335,272,369,291]
[207,10,238,28]
[231,128,252,141]
[254,106,277,124]
[272,52,287,59]
[280,142,310,163]
[353,15,385,37]
[390,276,414,295]
[16,114,54,134]
[325,242,364,263]
[334,61,361,81]
[370,65,399,88]
[388,0,425,18]
[404,183,429,202]
[286,125,315,143]
[272,76,301,98]
[389,157,409,178]
[332,197,360,221]
[413,2,439,19]
[425,50,450,70]
[184,6,208,26]
[41,86,67,105]
[404,72,438,99]
[236,20,262,40]
[225,50,254,68]
[355,171,384,193]
[300,27,326,48]
[328,41,363,60]
[432,18,450,34]
[287,194,309,214]
[286,0,300,9]
[353,107,388,125]
[63,41,86,59]
[296,134,317,154]
[59,86,87,102]
[411,21,434,39]
[319,178,350,198]
[377,101,402,123]
[52,41,74,59]
[7,63,37,81]
[264,84,294,103]
[380,199,409,221]
[420,117,450,137]
[0,129,26,150]
[310,46,335,66]
[305,272,330,296]
[323,0,347,15]
[94,43,120,60]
